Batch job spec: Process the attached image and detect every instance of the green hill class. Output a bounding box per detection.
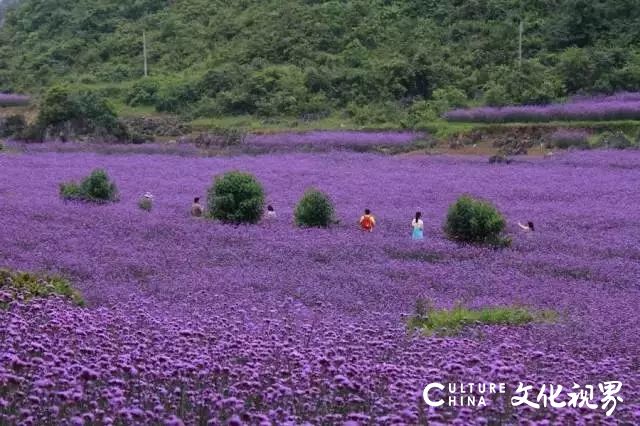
[1,0,639,124]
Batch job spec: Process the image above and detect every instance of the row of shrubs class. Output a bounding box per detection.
[60,169,510,247]
[549,130,639,150]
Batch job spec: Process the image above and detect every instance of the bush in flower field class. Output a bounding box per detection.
[295,188,335,228]
[60,169,118,203]
[444,195,508,246]
[207,171,264,224]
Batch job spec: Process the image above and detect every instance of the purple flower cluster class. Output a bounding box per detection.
[0,93,30,107]
[1,150,640,423]
[246,131,424,147]
[445,92,640,123]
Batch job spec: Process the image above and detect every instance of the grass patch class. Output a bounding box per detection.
[408,300,556,336]
[0,268,84,306]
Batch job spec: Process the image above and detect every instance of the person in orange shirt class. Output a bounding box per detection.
[359,209,376,232]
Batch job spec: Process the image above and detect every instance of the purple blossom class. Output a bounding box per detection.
[0,150,639,423]
[0,93,31,107]
[445,92,640,122]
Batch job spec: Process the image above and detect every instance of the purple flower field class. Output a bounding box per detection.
[1,150,640,424]
[445,92,640,123]
[246,131,425,147]
[0,93,30,107]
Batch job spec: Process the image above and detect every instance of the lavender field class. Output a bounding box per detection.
[445,92,640,123]
[1,150,640,424]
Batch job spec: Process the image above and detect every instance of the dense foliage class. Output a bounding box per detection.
[60,168,119,203]
[207,171,265,224]
[1,1,639,120]
[444,195,508,246]
[34,85,128,140]
[294,188,335,228]
[0,113,25,137]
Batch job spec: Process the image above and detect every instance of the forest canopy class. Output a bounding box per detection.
[1,0,639,119]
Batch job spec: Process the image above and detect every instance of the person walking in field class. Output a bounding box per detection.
[518,221,535,232]
[265,204,277,220]
[411,211,424,240]
[359,209,376,232]
[191,197,204,217]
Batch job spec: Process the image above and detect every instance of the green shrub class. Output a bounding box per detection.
[154,79,200,113]
[207,171,265,224]
[37,85,127,140]
[0,268,84,306]
[444,195,508,246]
[596,131,635,149]
[138,196,153,212]
[60,169,118,203]
[126,78,160,106]
[483,82,512,107]
[294,188,335,228]
[0,114,26,137]
[59,182,83,200]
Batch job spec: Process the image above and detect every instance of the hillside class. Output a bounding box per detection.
[1,0,640,123]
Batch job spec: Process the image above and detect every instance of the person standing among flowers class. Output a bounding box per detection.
[359,209,376,232]
[411,211,424,240]
[191,197,204,217]
[265,204,277,220]
[518,221,535,232]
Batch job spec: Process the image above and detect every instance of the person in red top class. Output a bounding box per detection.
[359,209,376,232]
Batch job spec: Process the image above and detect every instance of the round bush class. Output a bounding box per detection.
[207,171,265,224]
[295,188,335,228]
[444,195,507,246]
[80,169,118,201]
[60,169,118,203]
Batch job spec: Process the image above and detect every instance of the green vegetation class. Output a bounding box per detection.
[34,85,129,141]
[444,195,509,247]
[295,188,336,228]
[408,299,556,336]
[60,169,119,203]
[595,131,636,149]
[207,171,265,224]
[0,114,26,138]
[0,268,84,306]
[0,1,638,125]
